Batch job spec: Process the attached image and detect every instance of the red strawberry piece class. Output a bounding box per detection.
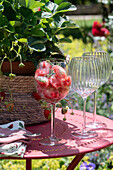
[49,75,61,89]
[36,76,49,88]
[36,85,44,96]
[44,108,51,119]
[8,124,13,129]
[52,65,67,79]
[0,91,5,102]
[6,103,14,111]
[39,61,52,69]
[32,92,41,101]
[43,87,59,100]
[35,68,49,77]
[61,76,72,87]
[38,8,41,11]
[58,87,69,99]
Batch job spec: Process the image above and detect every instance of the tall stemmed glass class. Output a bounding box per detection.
[68,56,101,139]
[82,51,112,128]
[35,58,71,146]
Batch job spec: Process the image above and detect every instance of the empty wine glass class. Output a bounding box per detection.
[35,58,71,146]
[68,56,101,139]
[82,51,112,128]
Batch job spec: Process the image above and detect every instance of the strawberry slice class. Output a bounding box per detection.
[39,61,52,69]
[61,76,72,87]
[59,87,69,99]
[52,65,67,79]
[36,76,49,88]
[49,75,61,89]
[36,85,44,97]
[35,68,49,78]
[43,87,59,100]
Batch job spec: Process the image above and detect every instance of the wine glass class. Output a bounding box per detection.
[68,56,101,139]
[35,58,71,146]
[82,51,112,128]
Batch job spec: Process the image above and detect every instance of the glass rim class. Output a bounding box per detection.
[38,58,66,62]
[70,56,101,61]
[82,51,107,55]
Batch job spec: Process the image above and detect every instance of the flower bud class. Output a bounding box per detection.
[19,62,25,67]
[9,73,16,79]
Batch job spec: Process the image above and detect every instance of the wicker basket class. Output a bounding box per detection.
[0,76,48,125]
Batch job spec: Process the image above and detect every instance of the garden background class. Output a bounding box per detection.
[1,0,113,169]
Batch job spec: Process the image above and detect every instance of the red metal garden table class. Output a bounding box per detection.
[1,108,113,170]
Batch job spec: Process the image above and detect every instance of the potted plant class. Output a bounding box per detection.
[0,0,78,76]
[0,0,78,125]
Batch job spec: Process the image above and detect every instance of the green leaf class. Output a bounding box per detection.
[0,30,4,40]
[0,14,8,28]
[61,20,79,29]
[53,15,78,29]
[45,1,58,13]
[53,15,78,30]
[56,2,77,13]
[54,0,67,5]
[19,122,24,128]
[51,45,63,54]
[0,4,4,11]
[41,12,52,18]
[3,1,18,21]
[10,21,15,26]
[51,35,58,43]
[19,6,33,20]
[28,43,46,52]
[40,0,49,3]
[7,0,13,3]
[4,23,15,33]
[2,38,10,46]
[24,0,44,10]
[34,11,42,19]
[18,0,26,7]
[59,37,72,43]
[31,27,45,37]
[53,15,65,28]
[46,42,64,55]
[24,16,37,26]
[28,36,47,45]
[17,38,27,43]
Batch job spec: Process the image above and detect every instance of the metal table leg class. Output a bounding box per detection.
[26,159,32,170]
[67,153,85,170]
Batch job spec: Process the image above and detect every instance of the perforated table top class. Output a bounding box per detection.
[24,108,113,159]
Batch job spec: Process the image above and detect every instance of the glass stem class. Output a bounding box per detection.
[50,104,56,140]
[82,98,87,134]
[93,91,97,123]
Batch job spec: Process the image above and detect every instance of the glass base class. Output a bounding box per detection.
[86,121,107,129]
[72,130,98,139]
[39,137,66,146]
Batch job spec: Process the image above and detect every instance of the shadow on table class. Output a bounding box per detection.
[26,118,113,157]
